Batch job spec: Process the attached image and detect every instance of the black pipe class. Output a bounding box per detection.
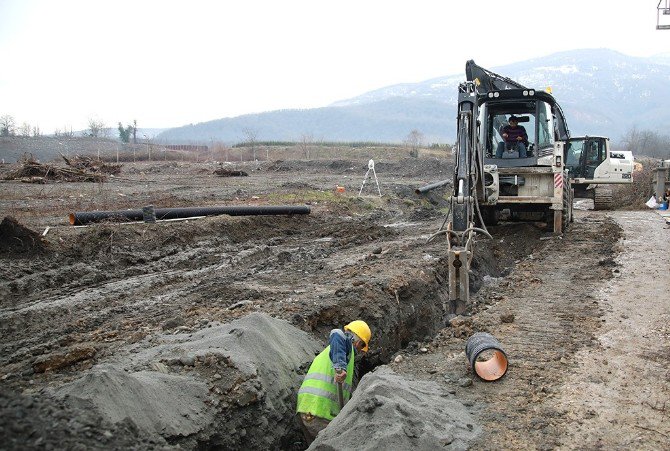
[465,332,508,381]
[69,205,311,225]
[415,179,450,194]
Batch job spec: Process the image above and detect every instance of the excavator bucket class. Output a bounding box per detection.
[448,248,470,315]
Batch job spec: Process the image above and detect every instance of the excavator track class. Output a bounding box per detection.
[593,186,613,211]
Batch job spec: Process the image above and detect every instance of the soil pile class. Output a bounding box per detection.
[0,386,170,450]
[54,313,322,449]
[214,167,248,177]
[309,366,481,450]
[0,216,48,255]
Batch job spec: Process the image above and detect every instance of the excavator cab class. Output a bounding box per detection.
[565,136,634,210]
[480,90,565,168]
[565,136,633,184]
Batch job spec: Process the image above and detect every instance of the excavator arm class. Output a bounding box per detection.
[465,59,527,92]
[444,70,492,314]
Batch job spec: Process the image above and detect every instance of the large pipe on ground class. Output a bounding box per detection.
[465,332,508,381]
[69,205,311,226]
[415,179,450,194]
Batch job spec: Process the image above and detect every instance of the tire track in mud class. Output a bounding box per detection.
[392,212,621,450]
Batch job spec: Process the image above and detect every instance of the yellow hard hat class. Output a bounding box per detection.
[344,320,371,352]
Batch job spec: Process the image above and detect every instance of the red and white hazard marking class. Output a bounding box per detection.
[554,172,563,189]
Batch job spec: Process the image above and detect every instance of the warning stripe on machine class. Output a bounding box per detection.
[554,172,563,189]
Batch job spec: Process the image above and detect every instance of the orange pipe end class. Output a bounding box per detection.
[474,350,508,381]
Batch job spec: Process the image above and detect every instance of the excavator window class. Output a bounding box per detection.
[565,140,585,178]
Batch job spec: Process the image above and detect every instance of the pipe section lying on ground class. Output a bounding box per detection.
[69,205,311,225]
[465,332,508,381]
[415,179,450,194]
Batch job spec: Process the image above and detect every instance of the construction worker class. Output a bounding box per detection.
[296,320,371,444]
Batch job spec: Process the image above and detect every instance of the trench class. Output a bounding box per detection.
[1,214,544,451]
[152,222,542,450]
[267,224,541,450]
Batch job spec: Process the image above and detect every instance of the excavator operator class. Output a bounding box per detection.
[496,115,528,158]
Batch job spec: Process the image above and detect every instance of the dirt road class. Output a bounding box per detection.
[385,209,670,450]
[1,158,668,449]
[556,211,670,449]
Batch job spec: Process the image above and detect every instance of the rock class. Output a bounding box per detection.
[150,362,169,374]
[32,346,96,373]
[228,300,253,310]
[356,396,384,413]
[500,313,515,324]
[419,347,428,353]
[179,355,196,366]
[458,377,473,388]
[372,247,383,254]
[162,316,185,330]
[448,316,472,328]
[393,355,404,364]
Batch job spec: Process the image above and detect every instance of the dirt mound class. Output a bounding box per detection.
[54,313,322,449]
[309,366,481,450]
[0,216,48,255]
[0,386,169,450]
[214,167,248,177]
[57,365,215,437]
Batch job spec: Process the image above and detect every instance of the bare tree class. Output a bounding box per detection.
[0,115,15,137]
[405,129,424,158]
[62,126,74,138]
[32,125,41,137]
[620,127,670,159]
[299,133,313,159]
[87,118,106,138]
[242,127,258,161]
[19,122,31,137]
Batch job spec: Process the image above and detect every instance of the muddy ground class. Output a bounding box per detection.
[1,156,668,449]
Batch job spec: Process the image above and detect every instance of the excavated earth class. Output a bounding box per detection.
[0,157,668,450]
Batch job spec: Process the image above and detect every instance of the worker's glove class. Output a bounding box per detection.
[334,369,346,383]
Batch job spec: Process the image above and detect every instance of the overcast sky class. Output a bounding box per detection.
[1,0,668,134]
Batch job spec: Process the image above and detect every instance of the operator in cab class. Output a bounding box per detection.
[496,115,528,158]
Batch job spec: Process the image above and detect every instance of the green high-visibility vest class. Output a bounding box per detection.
[296,344,355,420]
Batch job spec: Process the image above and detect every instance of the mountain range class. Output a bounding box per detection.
[156,49,670,145]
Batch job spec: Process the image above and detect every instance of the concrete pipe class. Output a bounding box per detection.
[69,205,311,225]
[465,332,508,381]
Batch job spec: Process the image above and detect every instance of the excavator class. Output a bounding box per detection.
[564,136,633,210]
[441,60,633,313]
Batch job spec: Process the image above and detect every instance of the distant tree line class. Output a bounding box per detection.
[0,114,140,143]
[620,127,670,159]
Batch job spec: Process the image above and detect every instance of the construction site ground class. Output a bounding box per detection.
[1,156,668,450]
